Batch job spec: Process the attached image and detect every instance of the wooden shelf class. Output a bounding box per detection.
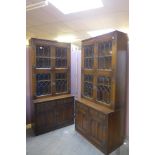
[33,94,74,104]
[35,68,51,70]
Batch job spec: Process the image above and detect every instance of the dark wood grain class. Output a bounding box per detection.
[75,100,125,155]
[34,96,74,135]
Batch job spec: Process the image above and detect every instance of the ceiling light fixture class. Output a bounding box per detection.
[54,35,77,43]
[48,0,103,14]
[87,29,115,37]
[26,0,48,11]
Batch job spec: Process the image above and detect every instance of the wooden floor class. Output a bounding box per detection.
[26,125,129,155]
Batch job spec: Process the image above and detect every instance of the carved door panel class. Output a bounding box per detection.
[35,103,46,133]
[44,102,56,130]
[89,109,107,148]
[76,103,89,135]
[55,100,65,126]
[65,103,74,122]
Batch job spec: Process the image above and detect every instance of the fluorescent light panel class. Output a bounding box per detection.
[48,0,103,14]
[54,35,77,42]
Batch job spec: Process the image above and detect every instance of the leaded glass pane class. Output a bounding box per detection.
[84,45,94,69]
[55,73,67,93]
[98,41,112,69]
[84,75,93,98]
[36,45,51,68]
[55,47,67,68]
[97,76,111,104]
[36,73,51,96]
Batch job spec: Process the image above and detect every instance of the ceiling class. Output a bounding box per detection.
[26,0,129,45]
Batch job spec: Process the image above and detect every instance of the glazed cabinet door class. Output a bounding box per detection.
[53,71,69,95]
[81,43,95,101]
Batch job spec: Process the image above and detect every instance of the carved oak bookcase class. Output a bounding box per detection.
[29,38,74,135]
[75,31,128,155]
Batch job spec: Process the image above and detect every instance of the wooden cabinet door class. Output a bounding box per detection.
[53,71,69,95]
[35,103,46,133]
[56,98,74,126]
[35,102,56,134]
[75,103,89,135]
[65,104,74,122]
[44,101,56,130]
[89,109,107,148]
[63,98,74,122]
[55,100,65,126]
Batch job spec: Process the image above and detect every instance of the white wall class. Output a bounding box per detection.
[71,44,81,99]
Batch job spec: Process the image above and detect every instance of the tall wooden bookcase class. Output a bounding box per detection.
[29,38,74,135]
[75,31,128,155]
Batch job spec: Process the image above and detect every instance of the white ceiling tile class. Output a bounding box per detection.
[27,0,129,41]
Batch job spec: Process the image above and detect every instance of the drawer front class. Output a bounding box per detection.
[89,108,106,121]
[76,101,88,113]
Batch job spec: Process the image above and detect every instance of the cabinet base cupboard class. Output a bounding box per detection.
[75,99,125,155]
[33,95,74,135]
